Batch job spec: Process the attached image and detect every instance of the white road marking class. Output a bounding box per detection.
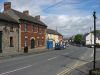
[48,56,57,61]
[91,50,94,57]
[0,65,32,75]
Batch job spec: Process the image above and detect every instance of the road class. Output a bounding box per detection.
[0,46,95,75]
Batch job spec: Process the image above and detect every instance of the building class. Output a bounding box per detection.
[84,32,100,46]
[0,13,19,53]
[46,29,63,48]
[2,2,47,52]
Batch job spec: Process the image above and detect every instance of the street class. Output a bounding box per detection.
[0,46,98,75]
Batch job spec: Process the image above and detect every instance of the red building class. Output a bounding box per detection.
[3,2,47,51]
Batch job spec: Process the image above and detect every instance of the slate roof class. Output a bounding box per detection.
[0,13,18,23]
[9,9,47,27]
[47,29,62,36]
[83,32,100,40]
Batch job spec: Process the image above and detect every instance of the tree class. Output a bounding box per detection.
[74,34,83,44]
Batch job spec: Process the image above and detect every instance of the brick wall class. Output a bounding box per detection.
[21,22,46,49]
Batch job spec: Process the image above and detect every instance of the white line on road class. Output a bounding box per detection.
[48,56,57,61]
[0,65,32,75]
[91,50,94,57]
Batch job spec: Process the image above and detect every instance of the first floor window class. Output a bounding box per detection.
[10,25,14,32]
[42,40,44,46]
[10,37,13,47]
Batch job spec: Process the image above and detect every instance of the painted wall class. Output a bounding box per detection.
[86,33,100,45]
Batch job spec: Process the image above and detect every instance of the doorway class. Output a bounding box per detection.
[31,39,35,48]
[0,31,2,53]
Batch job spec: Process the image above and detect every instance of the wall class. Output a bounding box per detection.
[0,21,19,53]
[86,33,100,45]
[21,22,46,49]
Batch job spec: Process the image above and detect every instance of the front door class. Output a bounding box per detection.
[31,39,35,48]
[0,31,2,53]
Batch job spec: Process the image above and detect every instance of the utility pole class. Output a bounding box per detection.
[93,11,96,70]
[90,27,92,45]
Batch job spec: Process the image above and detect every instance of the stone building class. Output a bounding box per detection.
[0,13,19,53]
[1,2,47,53]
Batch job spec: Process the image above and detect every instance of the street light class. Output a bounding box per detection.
[93,11,96,70]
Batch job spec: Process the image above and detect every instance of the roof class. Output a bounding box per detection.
[47,29,62,36]
[10,9,47,27]
[83,32,100,39]
[0,13,18,23]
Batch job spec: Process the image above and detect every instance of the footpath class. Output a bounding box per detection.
[66,60,100,75]
[0,47,53,59]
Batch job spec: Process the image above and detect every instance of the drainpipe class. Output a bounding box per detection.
[17,20,20,52]
[18,24,19,52]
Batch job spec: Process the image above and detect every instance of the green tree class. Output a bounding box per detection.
[74,34,83,44]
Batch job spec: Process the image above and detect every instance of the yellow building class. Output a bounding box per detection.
[46,29,63,48]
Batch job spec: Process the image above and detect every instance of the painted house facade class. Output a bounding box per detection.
[0,13,19,53]
[46,29,63,48]
[85,33,100,45]
[2,2,47,52]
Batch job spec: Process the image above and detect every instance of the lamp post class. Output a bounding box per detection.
[93,11,96,70]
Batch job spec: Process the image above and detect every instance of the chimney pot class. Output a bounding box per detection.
[4,2,11,11]
[23,10,29,16]
[35,15,40,20]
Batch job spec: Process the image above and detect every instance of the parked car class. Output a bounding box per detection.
[55,43,61,50]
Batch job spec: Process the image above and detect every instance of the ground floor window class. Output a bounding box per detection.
[24,38,28,47]
[42,40,44,46]
[36,40,39,47]
[10,37,13,47]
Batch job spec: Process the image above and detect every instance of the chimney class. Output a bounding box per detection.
[4,2,11,11]
[23,10,29,16]
[35,15,40,20]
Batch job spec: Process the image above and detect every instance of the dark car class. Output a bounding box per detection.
[55,43,61,50]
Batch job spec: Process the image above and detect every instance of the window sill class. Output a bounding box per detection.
[10,45,14,47]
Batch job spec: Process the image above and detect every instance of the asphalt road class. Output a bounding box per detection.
[0,46,95,75]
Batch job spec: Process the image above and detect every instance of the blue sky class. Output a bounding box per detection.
[0,0,100,37]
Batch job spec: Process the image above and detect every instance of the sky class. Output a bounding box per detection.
[0,0,100,37]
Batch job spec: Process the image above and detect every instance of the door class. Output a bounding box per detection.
[0,31,2,53]
[31,39,35,48]
[47,40,53,49]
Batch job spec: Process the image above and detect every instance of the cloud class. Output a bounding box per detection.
[41,15,100,36]
[0,0,100,37]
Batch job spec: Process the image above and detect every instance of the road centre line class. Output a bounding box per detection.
[0,65,32,75]
[48,56,58,61]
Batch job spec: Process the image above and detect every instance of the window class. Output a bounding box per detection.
[10,25,14,32]
[39,28,41,34]
[24,24,28,32]
[42,29,45,34]
[36,40,39,47]
[24,37,28,47]
[32,25,34,32]
[98,37,100,40]
[10,37,13,47]
[33,26,38,32]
